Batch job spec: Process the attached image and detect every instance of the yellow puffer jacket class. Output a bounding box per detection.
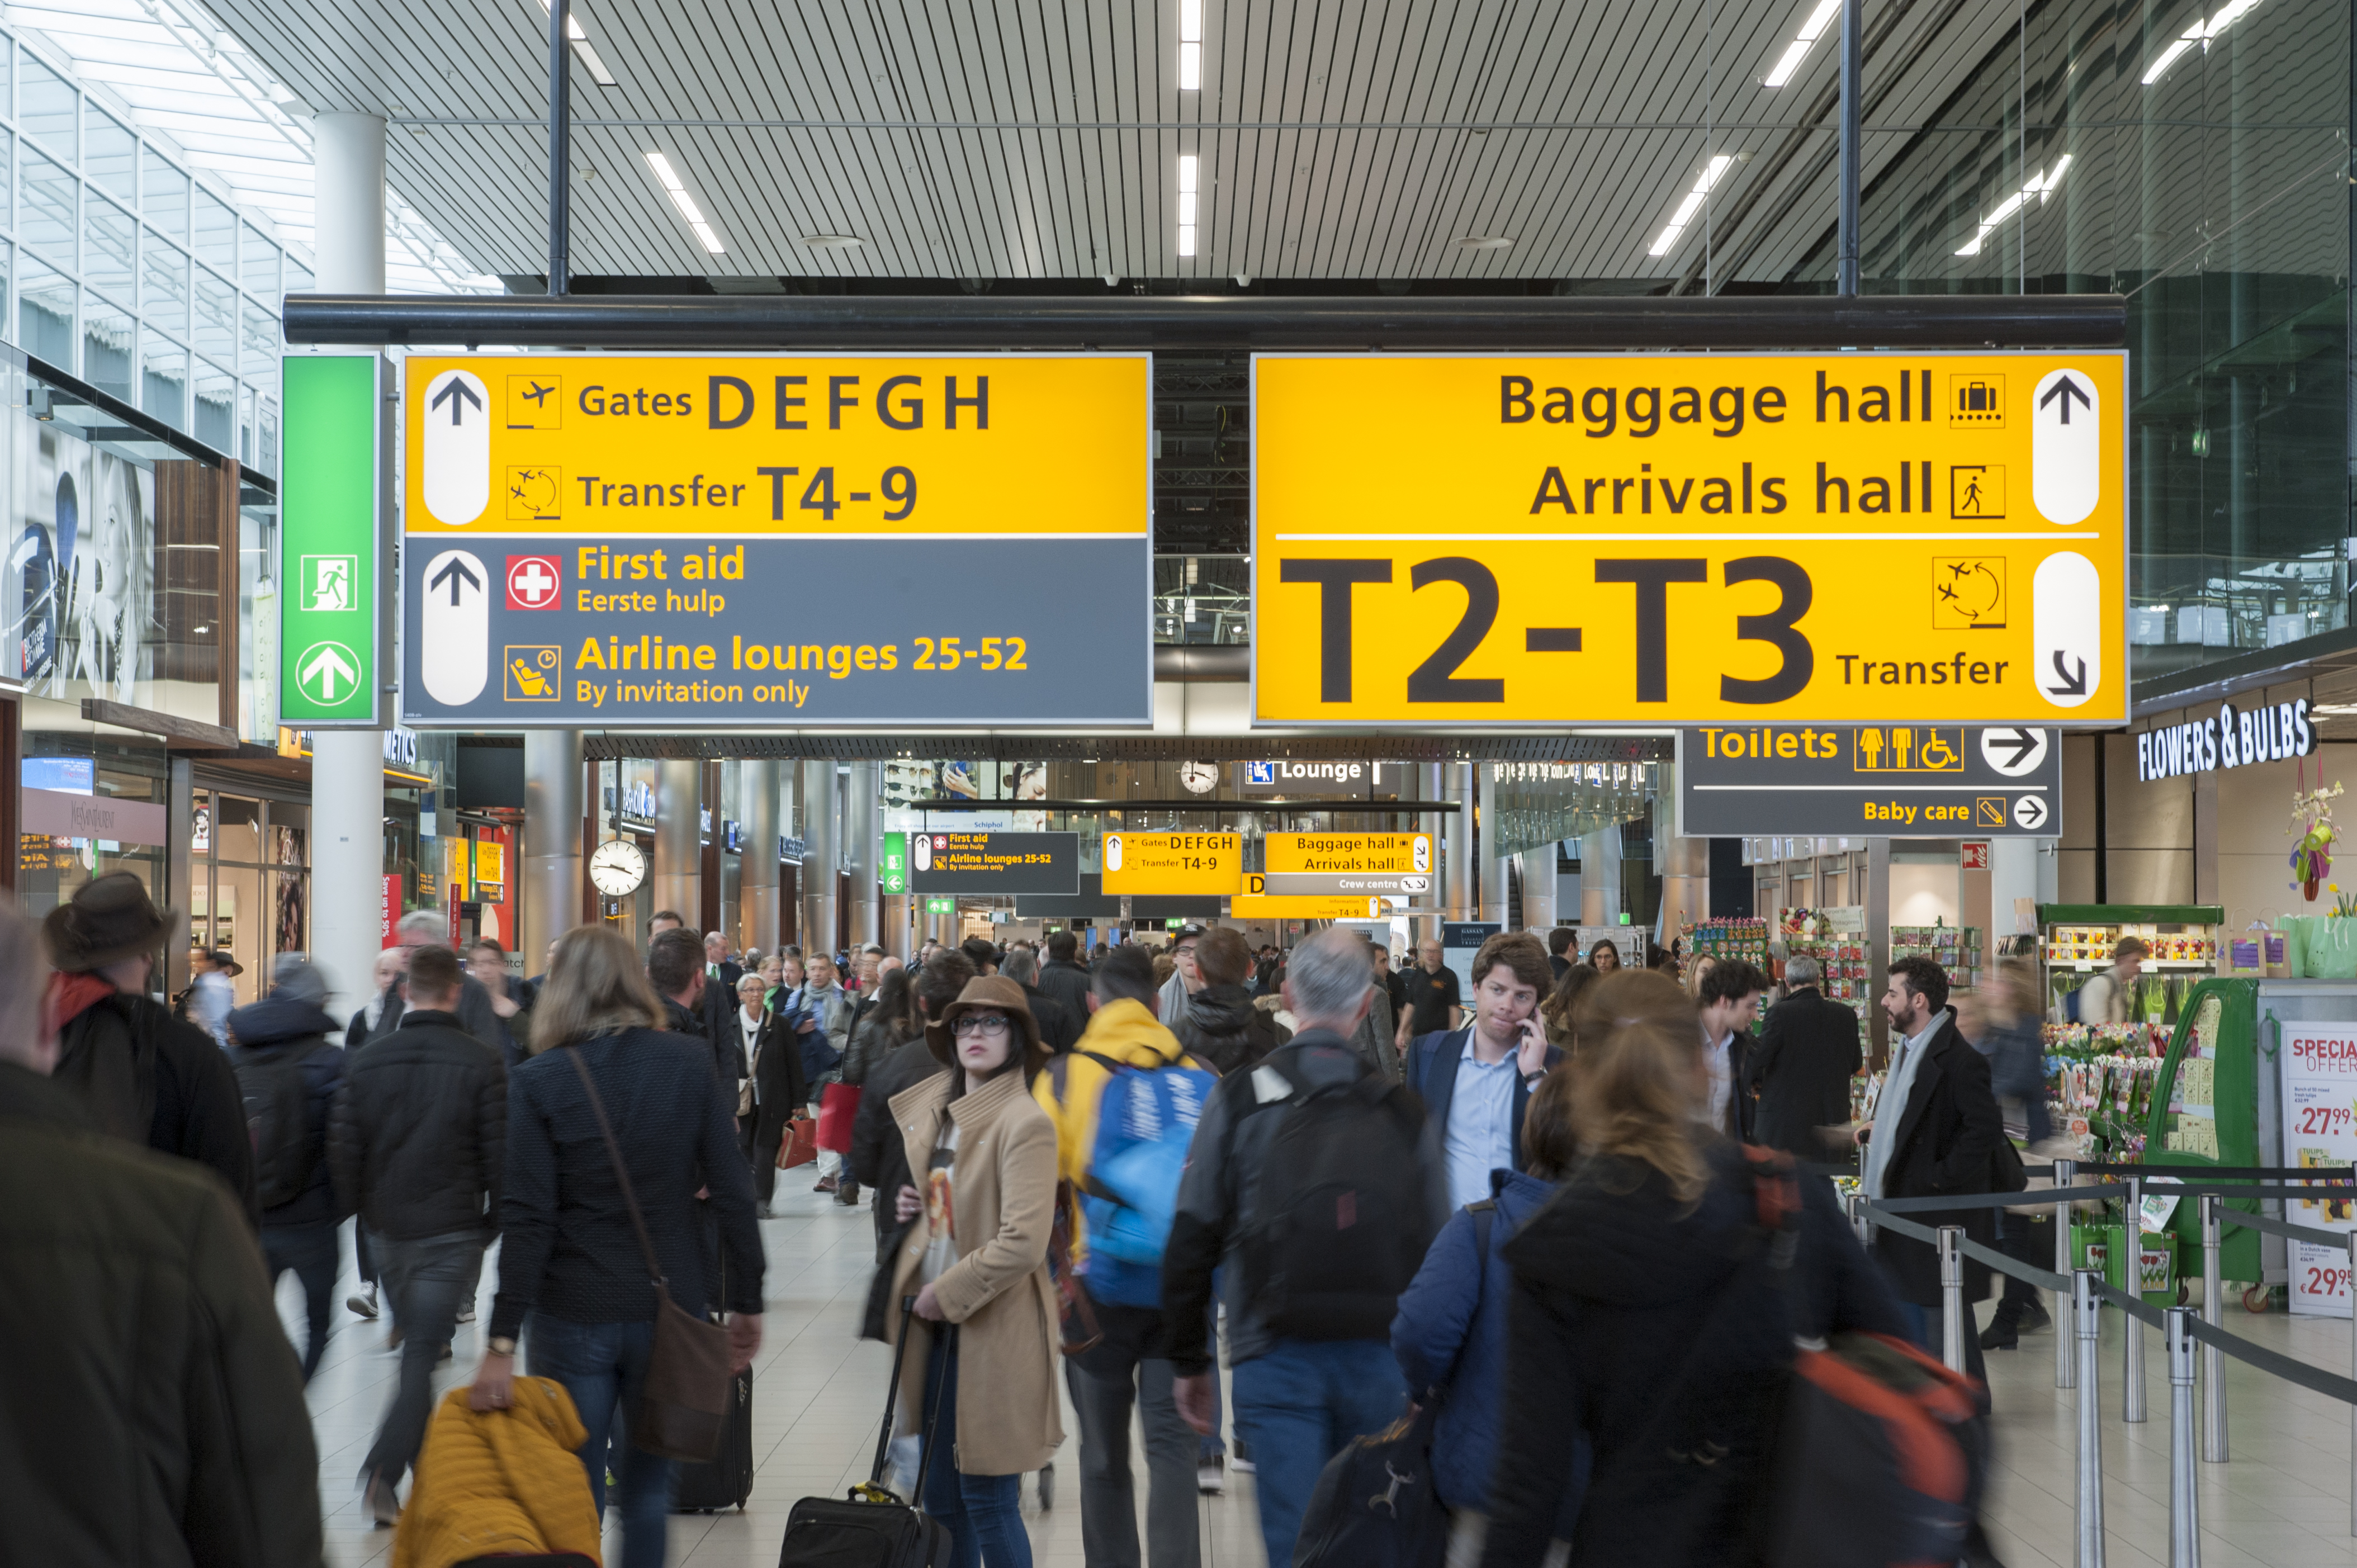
[392,1377,602,1568]
[1033,996,1202,1267]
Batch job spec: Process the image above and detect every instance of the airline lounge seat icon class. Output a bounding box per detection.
[506,646,561,700]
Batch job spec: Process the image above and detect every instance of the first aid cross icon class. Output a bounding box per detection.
[505,555,561,610]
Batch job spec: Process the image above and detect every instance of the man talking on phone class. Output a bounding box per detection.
[1403,931,1560,1211]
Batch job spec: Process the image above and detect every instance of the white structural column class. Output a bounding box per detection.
[522,730,584,964]
[801,759,839,955]
[1580,828,1621,926]
[652,759,702,922]
[1990,836,2041,946]
[845,760,879,949]
[1653,767,1712,944]
[740,760,780,952]
[307,112,388,1011]
[1446,761,1475,922]
[1478,764,1506,925]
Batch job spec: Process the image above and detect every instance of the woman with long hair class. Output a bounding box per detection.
[1539,962,1597,1052]
[885,975,1062,1568]
[1585,939,1620,975]
[1476,977,1902,1568]
[470,927,766,1568]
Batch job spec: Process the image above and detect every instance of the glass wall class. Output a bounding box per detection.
[0,32,291,479]
[187,785,308,1006]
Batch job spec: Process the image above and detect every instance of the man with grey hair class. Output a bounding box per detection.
[382,908,515,1066]
[1000,944,1078,1054]
[1162,927,1450,1568]
[1747,951,1864,1157]
[0,901,325,1563]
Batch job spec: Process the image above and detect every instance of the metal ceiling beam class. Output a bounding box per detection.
[283,291,2126,349]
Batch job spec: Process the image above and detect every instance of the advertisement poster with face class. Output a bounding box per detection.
[6,415,156,703]
[2280,1021,2357,1317]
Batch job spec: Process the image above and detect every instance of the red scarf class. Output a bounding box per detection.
[45,972,116,1037]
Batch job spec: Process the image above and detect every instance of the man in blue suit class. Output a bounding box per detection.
[1403,931,1561,1211]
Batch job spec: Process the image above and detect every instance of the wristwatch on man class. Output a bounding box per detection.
[488,1336,517,1357]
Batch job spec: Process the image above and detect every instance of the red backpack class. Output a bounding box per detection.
[1741,1148,1991,1568]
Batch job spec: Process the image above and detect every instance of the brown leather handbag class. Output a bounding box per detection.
[563,1047,734,1463]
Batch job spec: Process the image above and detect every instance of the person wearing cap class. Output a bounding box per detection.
[226,954,349,1382]
[44,871,257,1225]
[884,975,1063,1568]
[2075,936,2148,1025]
[184,945,242,1046]
[1158,923,1208,1030]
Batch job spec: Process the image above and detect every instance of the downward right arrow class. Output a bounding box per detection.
[2046,651,2088,697]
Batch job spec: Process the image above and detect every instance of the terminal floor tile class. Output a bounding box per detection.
[279,1192,2356,1567]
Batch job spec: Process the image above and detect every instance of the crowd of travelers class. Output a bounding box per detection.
[3,870,2027,1568]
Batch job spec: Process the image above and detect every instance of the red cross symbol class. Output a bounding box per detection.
[505,555,561,610]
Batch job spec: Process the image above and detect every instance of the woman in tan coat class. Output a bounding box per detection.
[886,975,1062,1568]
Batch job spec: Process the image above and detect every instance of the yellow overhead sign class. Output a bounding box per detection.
[1263,832,1435,875]
[1231,877,1397,920]
[1252,352,2126,725]
[1101,832,1245,896]
[402,353,1149,538]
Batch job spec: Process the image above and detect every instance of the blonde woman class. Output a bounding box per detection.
[469,926,765,1568]
[1475,973,1904,1568]
[886,975,1062,1568]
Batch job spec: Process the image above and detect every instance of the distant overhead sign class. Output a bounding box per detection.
[1676,725,2063,837]
[908,831,1079,895]
[1252,351,2127,726]
[397,352,1151,729]
[1101,832,1244,897]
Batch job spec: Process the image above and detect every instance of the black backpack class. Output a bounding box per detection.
[1239,1050,1436,1340]
[233,1046,320,1210]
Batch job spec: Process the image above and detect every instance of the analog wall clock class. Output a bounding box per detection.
[589,837,647,897]
[1178,761,1220,795]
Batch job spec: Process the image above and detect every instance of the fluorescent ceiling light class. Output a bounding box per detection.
[537,0,619,86]
[1177,152,1200,255]
[1647,154,1734,258]
[2143,0,2264,84]
[1954,154,2071,254]
[646,150,723,254]
[1178,0,1203,88]
[1763,0,1843,86]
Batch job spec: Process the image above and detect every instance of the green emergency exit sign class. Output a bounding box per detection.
[881,832,909,895]
[280,355,382,725]
[925,896,956,915]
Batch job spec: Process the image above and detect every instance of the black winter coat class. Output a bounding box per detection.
[1478,1145,1904,1568]
[751,1002,811,1129]
[329,1009,507,1242]
[1022,983,1081,1055]
[1034,958,1093,1024]
[225,993,348,1228]
[850,1034,949,1339]
[1747,988,1863,1158]
[53,988,258,1226]
[361,972,517,1067]
[1172,982,1275,1075]
[0,1065,321,1568]
[1864,1015,2006,1304]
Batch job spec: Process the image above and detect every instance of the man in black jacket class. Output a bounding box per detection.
[1036,930,1093,1021]
[1748,954,1863,1157]
[1172,925,1276,1074]
[225,957,347,1382]
[749,980,815,1213]
[381,909,519,1067]
[848,949,971,1339]
[329,942,506,1526]
[0,902,322,1568]
[1696,958,1767,1145]
[42,871,257,1225]
[651,927,737,1084]
[1001,946,1079,1054]
[1861,956,2004,1392]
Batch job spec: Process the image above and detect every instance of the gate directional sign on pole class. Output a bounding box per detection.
[280,354,385,726]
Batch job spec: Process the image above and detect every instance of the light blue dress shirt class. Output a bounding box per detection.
[1443,1035,1521,1211]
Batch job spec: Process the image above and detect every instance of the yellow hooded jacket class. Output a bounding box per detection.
[392,1377,603,1568]
[1033,995,1204,1268]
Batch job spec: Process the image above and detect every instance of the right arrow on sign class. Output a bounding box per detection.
[2013,795,2051,831]
[1980,727,2050,775]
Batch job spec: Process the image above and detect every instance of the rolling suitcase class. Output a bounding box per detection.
[777,1299,954,1567]
[674,1243,755,1512]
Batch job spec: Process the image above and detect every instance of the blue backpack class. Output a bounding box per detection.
[1076,1050,1217,1308]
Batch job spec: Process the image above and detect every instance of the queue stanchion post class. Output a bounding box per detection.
[2075,1268,2107,1568]
[2347,1230,2355,1539]
[1846,1190,1868,1245]
[2200,1193,2227,1463]
[2123,1175,2147,1424]
[2057,1158,2079,1390]
[2166,1308,2201,1568]
[1938,1224,1966,1373]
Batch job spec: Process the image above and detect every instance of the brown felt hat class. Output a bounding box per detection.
[44,871,177,974]
[926,974,1048,1079]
